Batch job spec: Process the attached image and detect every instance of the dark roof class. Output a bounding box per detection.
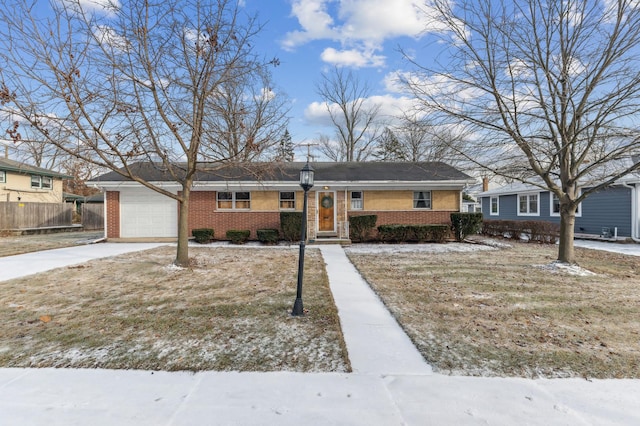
[0,158,72,179]
[90,161,473,183]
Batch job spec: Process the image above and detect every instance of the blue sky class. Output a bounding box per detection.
[2,0,443,161]
[240,0,442,158]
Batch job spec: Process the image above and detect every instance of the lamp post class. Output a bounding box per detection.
[292,161,314,316]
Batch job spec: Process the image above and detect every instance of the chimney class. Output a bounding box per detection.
[482,177,489,192]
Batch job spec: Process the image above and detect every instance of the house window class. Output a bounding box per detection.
[235,192,250,209]
[0,171,5,183]
[217,191,251,210]
[42,176,52,189]
[350,191,363,210]
[413,191,432,209]
[550,193,581,217]
[31,175,41,189]
[279,191,295,210]
[518,193,539,216]
[490,196,499,215]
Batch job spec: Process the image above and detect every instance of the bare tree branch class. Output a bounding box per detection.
[405,0,640,263]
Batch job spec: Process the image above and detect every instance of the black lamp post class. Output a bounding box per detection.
[292,162,314,316]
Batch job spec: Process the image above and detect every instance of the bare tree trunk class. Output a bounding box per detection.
[558,206,576,264]
[175,182,192,267]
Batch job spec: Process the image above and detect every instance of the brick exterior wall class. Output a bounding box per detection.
[188,191,280,240]
[105,191,120,238]
[351,210,455,226]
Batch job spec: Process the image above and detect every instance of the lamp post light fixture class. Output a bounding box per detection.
[292,161,314,316]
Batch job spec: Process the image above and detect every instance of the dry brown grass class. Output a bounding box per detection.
[347,241,640,379]
[0,246,350,372]
[0,231,104,257]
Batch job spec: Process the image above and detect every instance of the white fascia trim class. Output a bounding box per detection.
[96,179,474,191]
[91,181,182,190]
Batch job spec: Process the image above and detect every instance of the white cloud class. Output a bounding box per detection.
[281,0,337,49]
[320,47,385,68]
[283,0,447,68]
[60,0,120,15]
[93,25,129,51]
[303,93,419,128]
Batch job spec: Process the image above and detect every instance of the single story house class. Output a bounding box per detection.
[0,157,70,203]
[90,161,476,241]
[478,174,640,240]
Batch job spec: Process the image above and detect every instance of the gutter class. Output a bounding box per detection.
[622,182,640,243]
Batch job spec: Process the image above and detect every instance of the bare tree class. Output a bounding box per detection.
[405,0,640,263]
[0,0,277,266]
[202,66,289,161]
[315,133,344,162]
[393,115,466,164]
[316,67,381,161]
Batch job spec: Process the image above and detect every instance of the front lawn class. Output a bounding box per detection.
[0,246,350,372]
[347,241,640,379]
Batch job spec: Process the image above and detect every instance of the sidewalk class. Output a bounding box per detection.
[0,243,639,425]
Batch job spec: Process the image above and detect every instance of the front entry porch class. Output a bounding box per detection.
[307,189,350,243]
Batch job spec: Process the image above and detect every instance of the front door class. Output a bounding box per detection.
[318,191,335,233]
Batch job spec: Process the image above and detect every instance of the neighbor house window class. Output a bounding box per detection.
[550,193,581,217]
[0,171,5,183]
[350,191,363,210]
[490,196,499,215]
[217,191,251,210]
[31,175,44,189]
[413,191,432,209]
[518,193,539,216]
[42,176,52,189]
[279,191,295,210]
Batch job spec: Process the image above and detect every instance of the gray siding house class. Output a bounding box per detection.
[478,180,638,240]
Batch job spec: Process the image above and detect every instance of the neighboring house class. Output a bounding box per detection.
[478,174,640,240]
[0,158,71,203]
[90,161,476,241]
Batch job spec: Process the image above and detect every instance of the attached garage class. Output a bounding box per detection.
[120,188,177,238]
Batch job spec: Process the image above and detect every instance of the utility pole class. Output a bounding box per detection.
[297,142,318,162]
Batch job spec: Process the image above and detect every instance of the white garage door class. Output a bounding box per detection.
[120,188,178,238]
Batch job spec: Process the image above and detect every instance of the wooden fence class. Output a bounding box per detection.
[0,202,73,229]
[81,203,104,230]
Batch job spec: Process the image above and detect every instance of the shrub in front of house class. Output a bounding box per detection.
[377,224,449,243]
[226,229,250,244]
[280,212,302,242]
[257,229,279,245]
[349,215,377,242]
[524,220,560,244]
[192,228,214,244]
[450,212,483,242]
[482,219,559,243]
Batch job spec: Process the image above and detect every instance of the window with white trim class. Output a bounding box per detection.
[279,191,295,210]
[42,176,52,189]
[217,191,251,210]
[518,193,539,216]
[31,175,53,190]
[413,191,432,209]
[350,191,363,210]
[550,193,581,217]
[490,196,499,215]
[0,171,5,183]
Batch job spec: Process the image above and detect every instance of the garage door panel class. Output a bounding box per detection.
[120,189,177,238]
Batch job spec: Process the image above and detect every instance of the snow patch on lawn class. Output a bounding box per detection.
[534,261,596,276]
[345,242,497,255]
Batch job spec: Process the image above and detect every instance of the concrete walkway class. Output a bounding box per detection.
[320,245,432,376]
[0,242,639,425]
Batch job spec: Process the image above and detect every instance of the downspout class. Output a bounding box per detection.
[622,182,640,242]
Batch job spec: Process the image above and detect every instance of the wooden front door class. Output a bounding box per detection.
[318,191,335,233]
